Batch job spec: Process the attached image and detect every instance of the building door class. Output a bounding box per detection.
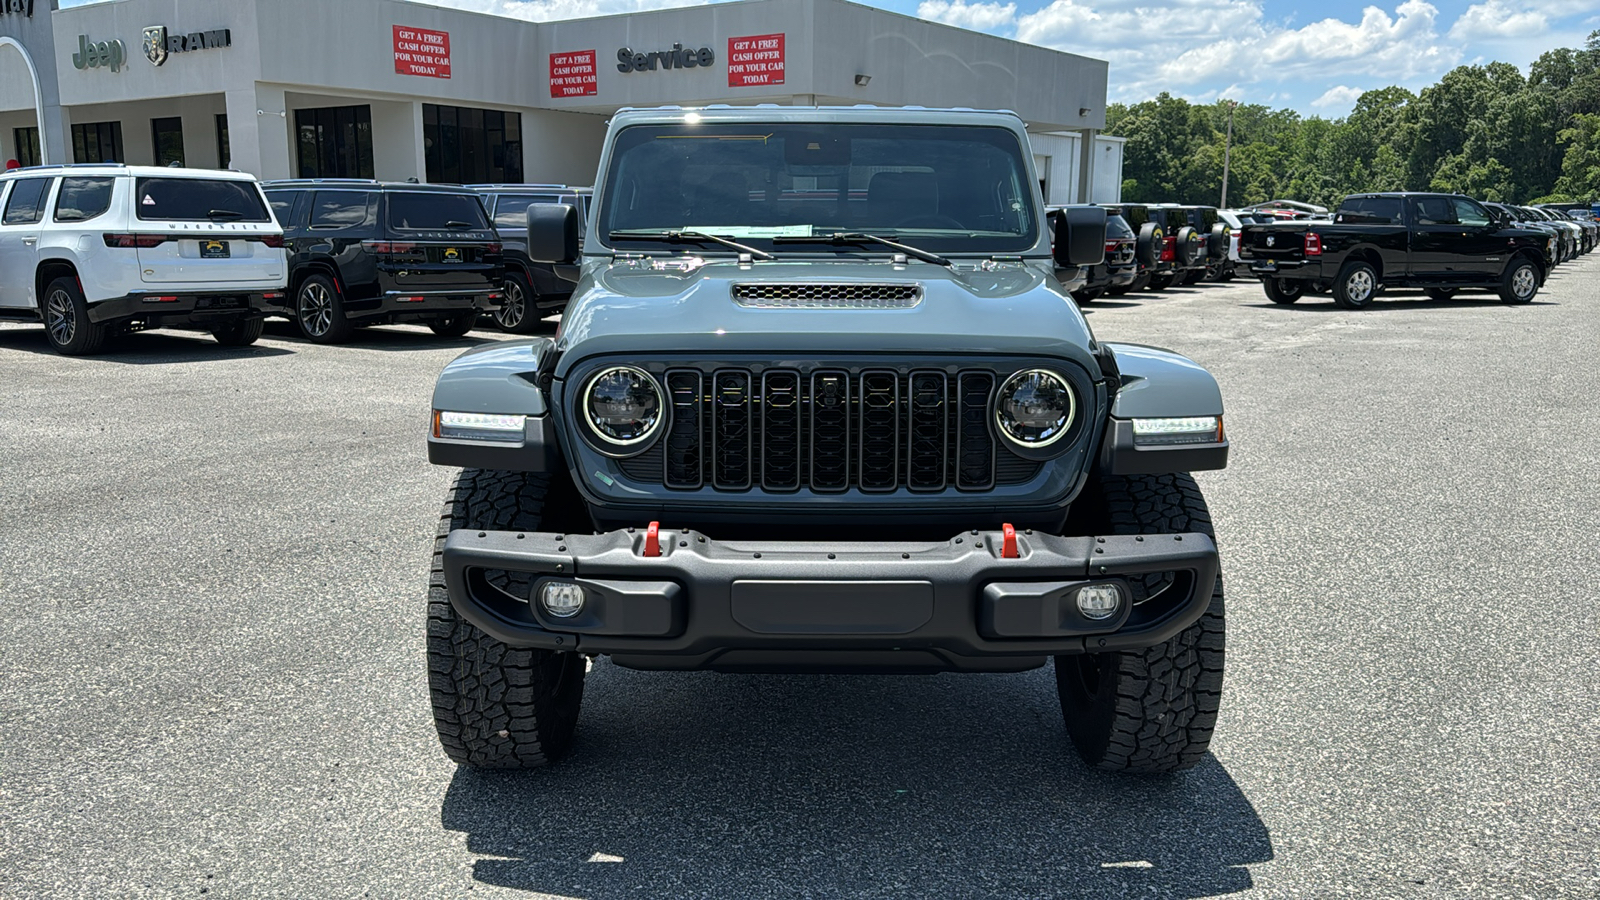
[71,121,123,163]
[151,117,185,167]
[12,127,41,167]
[294,106,374,179]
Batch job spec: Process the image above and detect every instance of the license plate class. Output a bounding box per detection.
[199,240,230,259]
[442,247,463,263]
[1255,262,1277,272]
[196,296,244,309]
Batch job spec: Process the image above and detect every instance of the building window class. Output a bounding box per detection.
[295,106,374,179]
[423,104,522,185]
[72,121,124,164]
[215,114,231,169]
[152,117,185,167]
[12,127,41,168]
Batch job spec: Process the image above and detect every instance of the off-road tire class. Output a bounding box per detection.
[1071,287,1103,306]
[430,312,477,337]
[1424,288,1458,302]
[296,274,354,344]
[211,318,264,346]
[427,469,586,768]
[1263,278,1302,304]
[1146,273,1175,291]
[1498,259,1539,305]
[1332,261,1379,309]
[42,276,107,356]
[1057,473,1225,774]
[493,271,542,334]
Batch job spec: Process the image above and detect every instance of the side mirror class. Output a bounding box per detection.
[527,203,579,264]
[1052,205,1107,268]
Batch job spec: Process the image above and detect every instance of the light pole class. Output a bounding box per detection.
[1220,100,1237,209]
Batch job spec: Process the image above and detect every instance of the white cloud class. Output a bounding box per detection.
[917,0,1018,31]
[1448,1,1547,40]
[1310,85,1364,111]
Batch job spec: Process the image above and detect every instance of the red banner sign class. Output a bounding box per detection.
[728,33,784,88]
[550,50,598,98]
[394,26,451,78]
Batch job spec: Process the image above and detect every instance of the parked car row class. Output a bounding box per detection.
[1049,202,1234,304]
[1240,191,1595,308]
[0,164,599,355]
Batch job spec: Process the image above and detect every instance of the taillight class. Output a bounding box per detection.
[485,242,503,254]
[1305,233,1323,256]
[260,234,285,249]
[362,241,419,254]
[103,234,168,248]
[1160,236,1176,262]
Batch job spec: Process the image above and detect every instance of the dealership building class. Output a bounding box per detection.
[1,0,1123,203]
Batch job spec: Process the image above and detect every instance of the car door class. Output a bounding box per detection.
[0,176,55,309]
[1406,196,1468,280]
[1446,197,1504,277]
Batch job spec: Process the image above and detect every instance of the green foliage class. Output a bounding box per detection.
[1104,35,1600,207]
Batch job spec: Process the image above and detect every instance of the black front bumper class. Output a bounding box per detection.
[87,290,283,326]
[443,526,1220,673]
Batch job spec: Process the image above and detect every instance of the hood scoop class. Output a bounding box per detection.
[731,283,922,309]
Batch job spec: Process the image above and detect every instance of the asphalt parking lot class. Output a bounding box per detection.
[3,262,1598,899]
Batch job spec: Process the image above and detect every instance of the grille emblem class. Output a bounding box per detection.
[1266,235,1276,247]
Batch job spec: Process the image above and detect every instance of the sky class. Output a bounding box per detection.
[65,0,1600,115]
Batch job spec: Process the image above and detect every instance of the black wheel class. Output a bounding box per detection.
[1498,259,1540,305]
[41,276,107,356]
[1057,473,1225,774]
[1071,287,1103,306]
[428,469,586,769]
[493,272,542,334]
[1263,278,1303,304]
[1332,261,1379,309]
[430,312,476,337]
[1424,288,1458,302]
[296,274,354,343]
[1146,273,1175,291]
[211,318,264,346]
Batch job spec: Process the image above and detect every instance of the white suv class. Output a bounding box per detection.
[0,165,287,355]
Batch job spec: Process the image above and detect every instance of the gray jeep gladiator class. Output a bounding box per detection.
[424,107,1232,774]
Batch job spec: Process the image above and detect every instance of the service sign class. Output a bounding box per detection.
[727,33,784,88]
[550,50,598,97]
[394,25,451,79]
[0,0,35,18]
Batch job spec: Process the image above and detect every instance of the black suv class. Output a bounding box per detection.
[262,180,504,343]
[1101,203,1171,291]
[471,184,592,333]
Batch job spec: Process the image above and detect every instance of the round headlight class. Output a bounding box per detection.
[582,366,663,450]
[995,369,1075,448]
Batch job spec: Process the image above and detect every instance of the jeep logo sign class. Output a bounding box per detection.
[72,35,127,73]
[617,43,714,73]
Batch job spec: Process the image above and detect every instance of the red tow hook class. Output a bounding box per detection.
[1001,523,1018,559]
[643,521,662,558]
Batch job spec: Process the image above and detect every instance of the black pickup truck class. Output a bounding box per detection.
[1240,192,1553,308]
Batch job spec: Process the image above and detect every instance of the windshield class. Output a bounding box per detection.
[135,178,270,222]
[1106,214,1134,240]
[595,122,1038,254]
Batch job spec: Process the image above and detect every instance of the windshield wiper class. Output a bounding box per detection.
[771,232,952,267]
[444,220,477,230]
[206,209,245,219]
[609,229,775,260]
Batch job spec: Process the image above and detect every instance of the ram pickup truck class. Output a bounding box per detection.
[424,106,1233,776]
[1241,192,1552,308]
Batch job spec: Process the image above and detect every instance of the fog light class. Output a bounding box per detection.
[539,582,586,618]
[434,410,526,443]
[1076,583,1123,620]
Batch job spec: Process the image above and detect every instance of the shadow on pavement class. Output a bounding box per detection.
[0,325,294,363]
[261,319,502,351]
[1243,296,1556,312]
[441,666,1272,898]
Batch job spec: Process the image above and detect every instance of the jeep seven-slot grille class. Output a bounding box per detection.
[731,283,922,308]
[629,367,1041,492]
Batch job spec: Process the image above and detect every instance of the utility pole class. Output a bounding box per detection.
[1220,100,1237,209]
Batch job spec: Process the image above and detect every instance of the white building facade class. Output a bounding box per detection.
[1,0,1121,202]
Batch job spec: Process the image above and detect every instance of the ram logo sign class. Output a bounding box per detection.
[1266,235,1276,248]
[143,24,233,66]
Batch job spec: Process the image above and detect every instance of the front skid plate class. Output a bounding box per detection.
[441,527,1220,668]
